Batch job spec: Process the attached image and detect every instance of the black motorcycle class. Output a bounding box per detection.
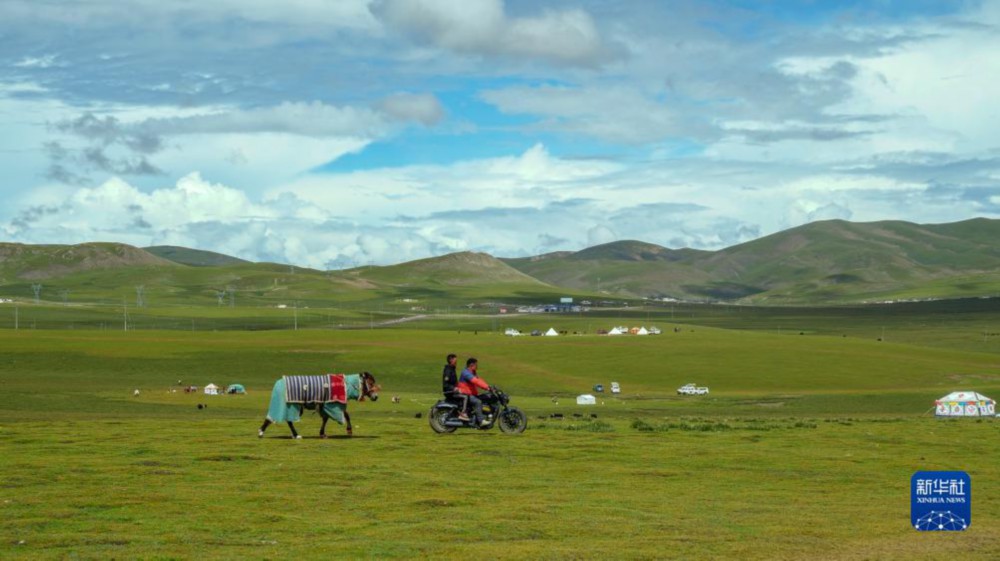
[429,387,527,434]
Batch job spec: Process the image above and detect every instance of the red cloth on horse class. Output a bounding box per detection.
[329,374,347,404]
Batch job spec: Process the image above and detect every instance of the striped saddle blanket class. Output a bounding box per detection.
[283,374,347,404]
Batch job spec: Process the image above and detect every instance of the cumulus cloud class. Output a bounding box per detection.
[371,0,617,66]
[4,1,1000,267]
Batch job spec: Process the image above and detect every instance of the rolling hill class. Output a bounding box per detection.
[504,218,1000,303]
[3,218,1000,306]
[0,242,177,281]
[144,245,251,267]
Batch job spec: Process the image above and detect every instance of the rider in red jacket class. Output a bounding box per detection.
[457,358,491,426]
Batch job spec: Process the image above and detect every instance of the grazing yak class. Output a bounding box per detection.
[258,372,380,439]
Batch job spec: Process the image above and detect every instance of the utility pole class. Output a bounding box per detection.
[14,305,18,330]
[294,302,298,331]
[123,297,128,332]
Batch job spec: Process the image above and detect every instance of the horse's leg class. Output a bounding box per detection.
[344,410,353,436]
[287,421,300,439]
[258,418,272,438]
[319,412,329,439]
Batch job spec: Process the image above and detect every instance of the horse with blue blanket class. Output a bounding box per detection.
[258,372,380,439]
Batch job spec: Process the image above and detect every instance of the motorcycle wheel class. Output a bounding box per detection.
[429,407,457,433]
[497,407,527,434]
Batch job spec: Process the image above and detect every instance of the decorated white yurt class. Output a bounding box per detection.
[544,327,559,336]
[576,394,597,405]
[934,391,995,417]
[204,383,220,395]
[607,327,623,335]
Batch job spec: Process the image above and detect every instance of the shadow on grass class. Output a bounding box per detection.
[262,435,380,439]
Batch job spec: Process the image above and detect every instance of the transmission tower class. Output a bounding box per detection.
[228,287,235,308]
[60,290,69,304]
[31,284,42,304]
[135,285,145,308]
[216,290,226,306]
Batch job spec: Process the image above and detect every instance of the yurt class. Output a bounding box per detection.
[607,327,623,336]
[204,383,220,395]
[544,327,559,336]
[576,394,597,405]
[934,391,995,417]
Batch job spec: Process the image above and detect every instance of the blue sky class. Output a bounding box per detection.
[1,0,998,269]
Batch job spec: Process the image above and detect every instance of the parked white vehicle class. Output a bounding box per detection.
[610,382,621,394]
[677,383,709,395]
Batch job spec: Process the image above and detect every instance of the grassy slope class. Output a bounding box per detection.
[504,218,1000,303]
[0,249,601,317]
[6,218,1000,306]
[143,245,251,267]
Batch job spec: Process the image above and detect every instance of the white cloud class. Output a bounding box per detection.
[587,224,617,246]
[0,0,379,32]
[36,97,449,191]
[273,143,621,218]
[372,0,615,66]
[481,85,683,144]
[145,102,390,138]
[376,93,445,126]
[3,1,1000,268]
[13,55,61,69]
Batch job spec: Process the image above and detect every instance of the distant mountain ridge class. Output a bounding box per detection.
[504,218,1000,302]
[3,218,1000,304]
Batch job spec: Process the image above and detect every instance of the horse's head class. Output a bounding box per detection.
[360,371,380,402]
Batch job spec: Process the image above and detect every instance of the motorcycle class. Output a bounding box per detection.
[429,386,528,434]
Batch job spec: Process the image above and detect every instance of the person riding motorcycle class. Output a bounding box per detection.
[456,357,491,426]
[441,353,469,421]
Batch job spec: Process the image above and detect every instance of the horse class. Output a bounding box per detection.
[257,372,380,439]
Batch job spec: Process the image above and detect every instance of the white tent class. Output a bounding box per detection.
[544,327,559,336]
[204,383,220,395]
[607,327,623,335]
[934,391,995,417]
[504,328,521,336]
[576,394,597,405]
[636,327,649,335]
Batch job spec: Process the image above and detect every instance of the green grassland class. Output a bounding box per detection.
[3,314,1000,559]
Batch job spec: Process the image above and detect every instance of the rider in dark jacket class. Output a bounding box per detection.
[442,353,469,421]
